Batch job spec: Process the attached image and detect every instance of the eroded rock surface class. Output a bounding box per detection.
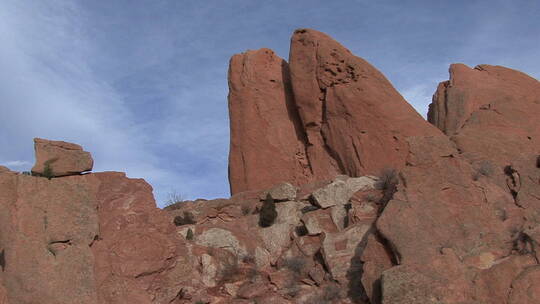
[2,29,540,304]
[31,138,93,177]
[228,29,441,195]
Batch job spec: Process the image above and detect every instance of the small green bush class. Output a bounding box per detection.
[282,256,306,274]
[0,249,5,272]
[42,157,58,180]
[376,168,399,213]
[295,225,308,236]
[163,191,187,210]
[259,194,277,227]
[241,205,251,215]
[174,211,196,226]
[375,168,398,191]
[186,228,194,240]
[301,205,319,213]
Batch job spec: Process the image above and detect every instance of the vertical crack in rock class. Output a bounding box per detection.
[504,165,522,207]
[0,249,5,272]
[88,235,99,248]
[282,60,314,176]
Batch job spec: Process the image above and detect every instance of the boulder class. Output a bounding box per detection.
[320,223,371,283]
[311,179,349,208]
[360,234,394,303]
[311,176,377,209]
[258,201,303,264]
[302,208,339,235]
[31,138,93,177]
[264,182,297,201]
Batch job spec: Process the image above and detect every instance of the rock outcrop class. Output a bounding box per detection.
[428,64,540,168]
[228,29,441,195]
[31,138,93,177]
[0,159,186,303]
[228,49,311,195]
[1,29,540,304]
[227,29,540,303]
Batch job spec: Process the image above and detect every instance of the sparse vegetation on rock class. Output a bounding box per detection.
[375,168,399,212]
[174,211,196,226]
[259,193,277,227]
[186,228,194,240]
[164,191,186,209]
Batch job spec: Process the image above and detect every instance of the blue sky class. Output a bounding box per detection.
[1,1,538,207]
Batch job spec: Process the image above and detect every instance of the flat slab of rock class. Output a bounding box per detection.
[31,138,93,177]
[264,182,297,201]
[311,176,377,208]
[311,180,349,208]
[320,223,371,282]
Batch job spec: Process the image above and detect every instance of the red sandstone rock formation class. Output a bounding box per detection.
[1,29,540,304]
[228,49,311,194]
[428,64,540,167]
[31,138,93,177]
[228,29,441,194]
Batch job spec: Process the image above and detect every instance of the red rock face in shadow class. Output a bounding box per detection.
[228,48,311,194]
[228,29,441,194]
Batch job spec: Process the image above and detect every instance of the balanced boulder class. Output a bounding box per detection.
[31,138,93,177]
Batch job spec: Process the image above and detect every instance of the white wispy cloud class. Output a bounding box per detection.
[2,160,32,168]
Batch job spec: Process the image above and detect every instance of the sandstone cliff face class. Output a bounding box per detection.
[428,64,540,167]
[228,48,311,194]
[0,166,190,304]
[1,29,540,304]
[228,29,441,195]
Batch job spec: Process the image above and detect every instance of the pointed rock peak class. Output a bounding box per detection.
[429,63,540,135]
[288,28,440,177]
[228,29,440,194]
[428,62,540,166]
